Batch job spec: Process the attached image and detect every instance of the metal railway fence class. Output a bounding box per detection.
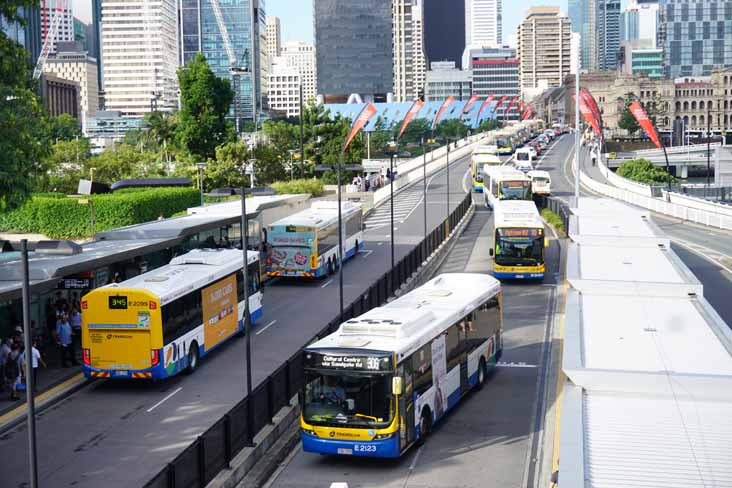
[143,193,473,488]
[534,195,571,232]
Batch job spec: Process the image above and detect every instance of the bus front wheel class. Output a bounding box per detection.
[417,407,432,446]
[185,342,199,374]
[327,259,333,275]
[476,357,487,390]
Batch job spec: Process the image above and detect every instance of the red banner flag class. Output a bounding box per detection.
[398,99,425,140]
[517,101,526,113]
[580,89,602,126]
[493,95,508,114]
[475,95,495,121]
[344,103,378,152]
[432,96,456,130]
[460,94,480,118]
[577,96,602,137]
[629,101,662,149]
[505,97,519,115]
[522,106,533,121]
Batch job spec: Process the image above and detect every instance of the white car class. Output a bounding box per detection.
[528,170,552,195]
[515,147,536,163]
[513,159,533,173]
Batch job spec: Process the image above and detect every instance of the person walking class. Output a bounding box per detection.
[56,313,78,367]
[6,343,22,400]
[21,339,46,393]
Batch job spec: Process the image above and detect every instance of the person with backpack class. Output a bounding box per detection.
[6,343,22,400]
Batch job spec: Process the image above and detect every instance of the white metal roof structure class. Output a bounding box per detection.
[568,197,666,246]
[101,248,258,305]
[268,200,362,230]
[306,274,501,362]
[186,194,308,217]
[559,197,732,488]
[494,200,543,229]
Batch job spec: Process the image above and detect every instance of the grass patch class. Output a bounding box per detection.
[541,208,565,234]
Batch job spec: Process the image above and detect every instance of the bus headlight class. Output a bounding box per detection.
[302,428,317,437]
[374,433,393,440]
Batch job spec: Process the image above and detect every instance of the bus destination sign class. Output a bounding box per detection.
[109,295,128,310]
[305,352,391,372]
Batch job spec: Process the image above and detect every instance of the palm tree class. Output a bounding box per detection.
[143,112,177,168]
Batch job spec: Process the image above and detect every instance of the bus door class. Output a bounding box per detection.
[459,315,473,395]
[397,362,415,450]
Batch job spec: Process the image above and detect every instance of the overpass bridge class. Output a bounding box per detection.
[604,142,732,183]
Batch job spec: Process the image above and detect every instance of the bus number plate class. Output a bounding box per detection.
[337,448,353,455]
[354,444,377,453]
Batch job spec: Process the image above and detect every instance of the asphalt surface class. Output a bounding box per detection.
[544,133,732,325]
[0,150,475,488]
[261,143,566,488]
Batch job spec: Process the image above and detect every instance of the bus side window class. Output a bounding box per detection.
[411,344,432,395]
[236,271,245,302]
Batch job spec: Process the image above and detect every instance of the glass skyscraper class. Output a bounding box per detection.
[661,0,732,78]
[314,0,393,102]
[1,7,42,68]
[180,0,264,122]
[572,0,620,72]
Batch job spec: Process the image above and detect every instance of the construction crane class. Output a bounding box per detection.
[33,0,67,79]
[209,0,250,133]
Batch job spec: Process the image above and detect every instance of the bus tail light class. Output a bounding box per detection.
[151,349,160,366]
[82,300,88,310]
[82,348,91,366]
[149,301,157,310]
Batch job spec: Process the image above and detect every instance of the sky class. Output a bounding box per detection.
[73,0,569,43]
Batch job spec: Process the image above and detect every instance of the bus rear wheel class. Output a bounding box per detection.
[185,342,199,375]
[327,259,333,275]
[476,357,487,390]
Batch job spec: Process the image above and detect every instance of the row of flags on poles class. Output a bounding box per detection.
[343,95,537,151]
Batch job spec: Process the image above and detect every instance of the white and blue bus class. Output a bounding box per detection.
[265,201,363,278]
[300,273,503,458]
[81,248,262,379]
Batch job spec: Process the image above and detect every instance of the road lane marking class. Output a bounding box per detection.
[256,320,277,335]
[409,445,424,471]
[147,386,182,413]
[359,249,373,259]
[320,279,333,288]
[497,362,538,368]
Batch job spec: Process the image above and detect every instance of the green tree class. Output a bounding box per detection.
[252,144,288,184]
[143,111,177,164]
[0,0,51,210]
[37,138,91,193]
[90,143,158,184]
[176,53,234,160]
[618,93,641,136]
[616,158,675,185]
[399,118,431,145]
[436,118,470,140]
[206,140,249,189]
[477,118,502,133]
[47,114,81,141]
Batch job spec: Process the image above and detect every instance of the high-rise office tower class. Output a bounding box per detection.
[518,7,571,98]
[424,0,466,69]
[660,0,732,78]
[102,0,179,116]
[465,0,501,48]
[2,6,42,66]
[280,41,317,105]
[393,0,426,102]
[266,15,281,61]
[41,0,75,54]
[573,0,621,72]
[620,0,659,46]
[180,0,265,122]
[315,0,393,102]
[44,41,99,117]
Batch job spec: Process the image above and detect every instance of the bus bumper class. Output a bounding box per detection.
[473,184,484,192]
[83,363,166,380]
[301,432,400,458]
[494,271,544,280]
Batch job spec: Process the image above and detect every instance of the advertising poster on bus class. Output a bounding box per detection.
[202,275,238,351]
[431,334,446,418]
[267,226,316,275]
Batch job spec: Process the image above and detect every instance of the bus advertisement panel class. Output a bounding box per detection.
[202,274,238,350]
[266,226,316,277]
[300,273,503,458]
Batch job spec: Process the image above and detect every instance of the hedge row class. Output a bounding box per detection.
[271,178,325,197]
[0,188,199,238]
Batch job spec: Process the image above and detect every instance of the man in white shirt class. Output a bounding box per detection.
[21,339,47,392]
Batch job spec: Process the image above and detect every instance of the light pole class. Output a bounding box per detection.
[236,166,275,445]
[299,83,305,178]
[421,136,428,237]
[446,138,451,225]
[288,149,296,180]
[247,158,257,189]
[386,141,397,276]
[21,239,38,488]
[197,162,207,206]
[574,56,581,203]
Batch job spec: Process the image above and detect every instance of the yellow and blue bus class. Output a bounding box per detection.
[495,130,515,155]
[482,165,533,209]
[266,201,363,278]
[470,147,501,192]
[490,200,548,280]
[81,248,262,379]
[301,273,503,458]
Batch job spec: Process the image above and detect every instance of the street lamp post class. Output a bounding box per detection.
[387,141,397,275]
[446,138,451,225]
[288,149,296,180]
[236,174,275,445]
[197,162,207,206]
[299,83,305,178]
[421,136,427,237]
[21,240,38,488]
[247,158,257,189]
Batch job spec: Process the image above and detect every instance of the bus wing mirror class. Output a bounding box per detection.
[392,376,403,396]
[545,238,550,248]
[489,248,494,257]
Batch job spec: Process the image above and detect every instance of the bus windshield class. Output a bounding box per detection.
[495,228,544,266]
[303,371,394,428]
[499,181,532,200]
[496,137,511,148]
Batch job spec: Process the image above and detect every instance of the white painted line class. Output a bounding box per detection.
[359,249,373,259]
[256,319,277,335]
[147,386,183,413]
[409,446,424,471]
[672,238,732,275]
[320,279,333,288]
[497,362,538,368]
[378,242,383,246]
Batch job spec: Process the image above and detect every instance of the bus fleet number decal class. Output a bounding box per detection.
[354,444,377,453]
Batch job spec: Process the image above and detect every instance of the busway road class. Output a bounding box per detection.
[545,134,732,324]
[262,156,564,488]
[0,149,477,487]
